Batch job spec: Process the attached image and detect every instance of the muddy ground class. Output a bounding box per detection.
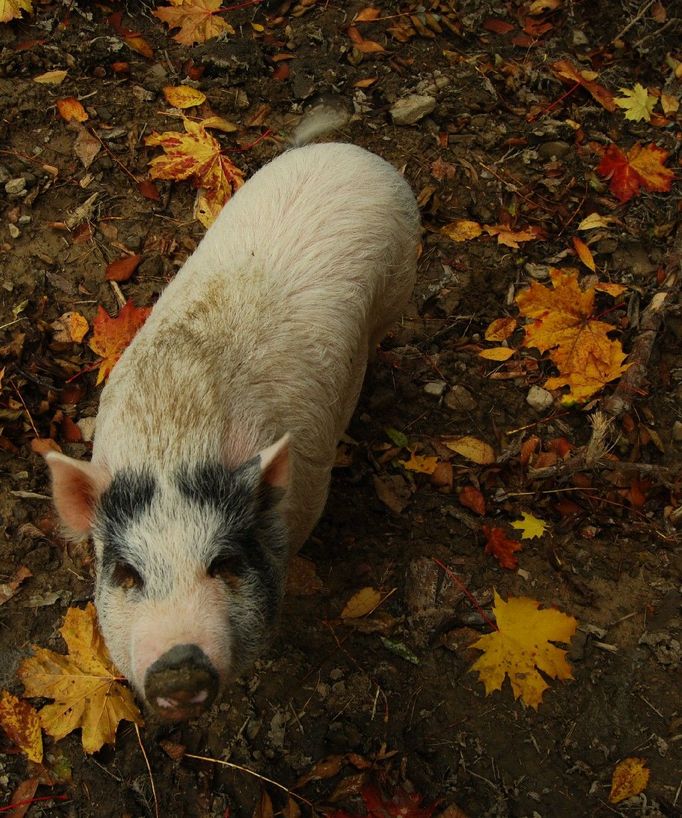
[0,1,681,816]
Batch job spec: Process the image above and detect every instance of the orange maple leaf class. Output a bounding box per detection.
[146,117,244,227]
[597,143,675,203]
[550,59,616,111]
[483,526,522,570]
[484,224,543,248]
[516,269,629,403]
[153,0,235,45]
[88,301,151,385]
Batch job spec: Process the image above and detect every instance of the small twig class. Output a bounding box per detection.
[612,0,656,42]
[0,795,70,814]
[432,558,498,631]
[0,317,26,332]
[135,724,159,818]
[185,754,314,808]
[10,380,38,437]
[109,280,127,308]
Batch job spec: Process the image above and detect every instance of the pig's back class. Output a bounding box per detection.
[95,143,419,546]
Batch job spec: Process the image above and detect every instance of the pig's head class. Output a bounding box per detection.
[43,436,290,721]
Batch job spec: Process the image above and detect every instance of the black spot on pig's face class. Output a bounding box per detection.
[94,468,157,577]
[175,459,288,651]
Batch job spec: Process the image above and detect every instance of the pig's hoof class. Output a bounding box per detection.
[144,644,219,721]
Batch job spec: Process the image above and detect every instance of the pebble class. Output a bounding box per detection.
[5,177,26,196]
[444,384,477,413]
[8,224,20,239]
[390,94,436,125]
[672,421,682,442]
[423,380,447,397]
[526,385,554,413]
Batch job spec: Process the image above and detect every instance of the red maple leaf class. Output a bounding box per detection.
[88,301,151,384]
[483,526,522,570]
[326,785,439,818]
[597,143,675,203]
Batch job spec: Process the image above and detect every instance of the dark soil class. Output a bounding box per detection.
[1,1,681,817]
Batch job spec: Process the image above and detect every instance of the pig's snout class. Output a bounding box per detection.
[144,644,220,721]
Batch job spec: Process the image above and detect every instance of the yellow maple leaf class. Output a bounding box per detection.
[146,117,244,227]
[163,85,207,109]
[516,269,629,403]
[0,690,43,763]
[614,83,656,122]
[609,757,650,804]
[154,0,235,45]
[441,219,483,242]
[0,0,32,22]
[470,592,578,708]
[341,587,382,619]
[484,224,542,249]
[398,452,440,474]
[511,512,547,539]
[18,603,142,754]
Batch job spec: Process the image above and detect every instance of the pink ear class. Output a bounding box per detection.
[44,452,110,536]
[258,434,290,490]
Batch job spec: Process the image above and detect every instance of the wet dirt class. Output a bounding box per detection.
[0,1,681,817]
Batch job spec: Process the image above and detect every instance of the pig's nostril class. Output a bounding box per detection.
[144,644,219,720]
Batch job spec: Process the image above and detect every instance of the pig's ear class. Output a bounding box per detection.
[258,434,290,490]
[44,452,111,536]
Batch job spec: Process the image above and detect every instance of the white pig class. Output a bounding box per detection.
[44,121,420,721]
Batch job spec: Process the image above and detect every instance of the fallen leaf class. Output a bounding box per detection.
[577,213,618,230]
[443,436,496,465]
[485,317,517,342]
[373,474,411,514]
[0,566,32,606]
[163,85,207,109]
[341,587,382,619]
[459,485,485,515]
[73,125,101,169]
[18,603,142,753]
[354,77,378,88]
[572,236,596,271]
[286,556,323,596]
[146,117,244,227]
[88,301,151,385]
[550,59,616,111]
[470,591,578,708]
[609,757,650,804]
[200,115,238,132]
[479,347,514,361]
[0,691,43,763]
[441,219,482,242]
[105,254,142,283]
[34,69,67,85]
[0,0,32,22]
[361,784,438,818]
[597,142,674,203]
[296,755,345,787]
[123,32,154,58]
[614,83,656,122]
[510,512,547,539]
[483,526,522,569]
[660,92,679,115]
[529,0,560,12]
[57,97,88,123]
[51,311,89,343]
[594,281,627,297]
[484,224,542,248]
[153,0,235,45]
[354,7,381,22]
[516,269,630,402]
[399,452,440,475]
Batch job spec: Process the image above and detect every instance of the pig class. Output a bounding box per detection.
[44,113,420,721]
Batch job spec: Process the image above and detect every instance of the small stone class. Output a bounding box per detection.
[18,215,31,225]
[423,380,447,397]
[142,63,168,91]
[5,177,26,196]
[444,384,477,413]
[672,421,682,442]
[8,224,20,239]
[525,263,551,280]
[526,385,554,413]
[537,141,571,160]
[390,94,436,125]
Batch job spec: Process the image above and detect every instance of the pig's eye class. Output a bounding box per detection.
[208,554,244,586]
[112,561,144,591]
